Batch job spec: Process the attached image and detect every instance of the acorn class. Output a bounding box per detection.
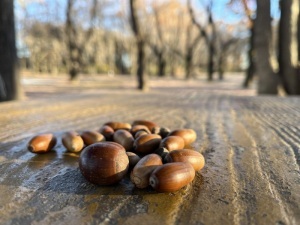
[99,125,114,141]
[151,126,161,135]
[134,134,162,154]
[132,120,158,131]
[79,142,129,185]
[104,121,131,131]
[81,131,105,146]
[165,149,205,171]
[113,129,134,151]
[168,129,197,146]
[126,152,141,169]
[62,131,84,153]
[27,133,57,154]
[131,125,150,136]
[134,130,148,139]
[159,136,185,152]
[159,127,171,138]
[149,162,195,192]
[131,154,162,188]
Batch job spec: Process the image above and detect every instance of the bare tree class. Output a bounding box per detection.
[146,6,167,77]
[129,0,148,90]
[0,0,21,101]
[217,38,236,80]
[254,0,278,94]
[65,0,98,80]
[278,0,300,94]
[188,0,216,81]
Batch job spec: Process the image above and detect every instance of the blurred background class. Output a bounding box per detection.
[0,0,299,102]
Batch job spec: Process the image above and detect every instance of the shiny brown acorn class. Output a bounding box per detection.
[62,131,84,153]
[149,162,195,192]
[131,125,150,136]
[159,136,185,152]
[99,125,114,141]
[27,133,57,154]
[152,127,170,138]
[126,152,141,168]
[165,149,205,171]
[104,121,131,131]
[168,129,197,146]
[132,120,158,131]
[79,142,129,185]
[113,129,134,151]
[81,131,105,146]
[134,134,162,154]
[134,130,148,139]
[131,154,162,188]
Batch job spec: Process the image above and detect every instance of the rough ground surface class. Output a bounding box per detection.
[0,75,299,225]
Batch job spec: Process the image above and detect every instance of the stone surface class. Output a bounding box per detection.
[0,76,299,225]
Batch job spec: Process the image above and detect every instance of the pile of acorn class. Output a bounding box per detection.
[27,120,205,192]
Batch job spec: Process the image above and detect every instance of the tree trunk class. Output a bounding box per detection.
[130,0,148,91]
[243,24,255,88]
[208,42,214,81]
[66,0,80,81]
[278,0,300,95]
[254,0,278,94]
[0,0,21,101]
[218,53,224,80]
[137,40,147,90]
[157,52,166,77]
[185,48,193,79]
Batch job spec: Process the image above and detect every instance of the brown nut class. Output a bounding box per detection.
[151,126,161,135]
[79,142,129,185]
[159,136,185,152]
[62,131,84,153]
[104,121,131,131]
[134,134,162,154]
[131,125,151,136]
[81,131,105,146]
[135,130,148,139]
[165,149,205,171]
[159,127,171,138]
[168,129,197,146]
[149,162,195,192]
[113,129,134,151]
[132,120,158,131]
[127,152,141,168]
[99,125,114,141]
[27,133,57,154]
[131,154,162,188]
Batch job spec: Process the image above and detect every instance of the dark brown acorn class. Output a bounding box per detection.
[104,121,131,131]
[79,142,129,185]
[149,162,195,192]
[27,133,57,154]
[131,125,151,136]
[126,152,141,168]
[165,149,205,171]
[134,134,162,154]
[131,154,162,188]
[168,129,197,146]
[159,136,185,152]
[113,129,134,151]
[134,130,148,139]
[81,131,105,146]
[62,131,84,153]
[99,125,114,141]
[132,120,158,131]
